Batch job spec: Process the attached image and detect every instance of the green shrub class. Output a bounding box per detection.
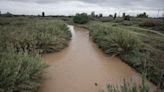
[0,50,46,92]
[73,13,89,24]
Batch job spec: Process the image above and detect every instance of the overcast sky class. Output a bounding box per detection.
[0,0,164,17]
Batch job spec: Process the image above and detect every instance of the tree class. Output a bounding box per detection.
[99,13,103,17]
[3,12,13,17]
[42,12,45,17]
[137,12,148,18]
[73,13,89,24]
[124,15,130,20]
[95,15,99,17]
[109,14,113,17]
[114,13,117,20]
[91,11,95,17]
[122,13,125,18]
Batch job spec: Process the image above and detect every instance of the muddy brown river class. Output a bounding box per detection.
[39,25,156,92]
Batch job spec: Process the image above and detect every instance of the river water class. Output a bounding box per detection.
[39,25,156,92]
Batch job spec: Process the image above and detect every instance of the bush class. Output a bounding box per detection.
[73,13,89,24]
[0,50,46,92]
[137,12,148,18]
[124,15,130,20]
[139,19,161,27]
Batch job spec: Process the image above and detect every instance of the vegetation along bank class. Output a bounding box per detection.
[0,17,71,92]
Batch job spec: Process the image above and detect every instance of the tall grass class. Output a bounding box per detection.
[105,77,149,92]
[89,23,141,55]
[0,17,72,92]
[89,22,164,89]
[0,19,71,53]
[0,49,46,92]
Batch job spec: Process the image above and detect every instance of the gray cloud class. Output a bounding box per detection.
[5,0,164,9]
[1,0,164,17]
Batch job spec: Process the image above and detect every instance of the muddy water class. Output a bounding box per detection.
[39,25,156,92]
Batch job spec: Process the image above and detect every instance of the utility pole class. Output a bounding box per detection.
[157,9,160,18]
[118,12,120,17]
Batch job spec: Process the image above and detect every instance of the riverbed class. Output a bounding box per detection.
[39,25,156,92]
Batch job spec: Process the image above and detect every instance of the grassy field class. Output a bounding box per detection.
[0,16,71,92]
[89,20,164,89]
